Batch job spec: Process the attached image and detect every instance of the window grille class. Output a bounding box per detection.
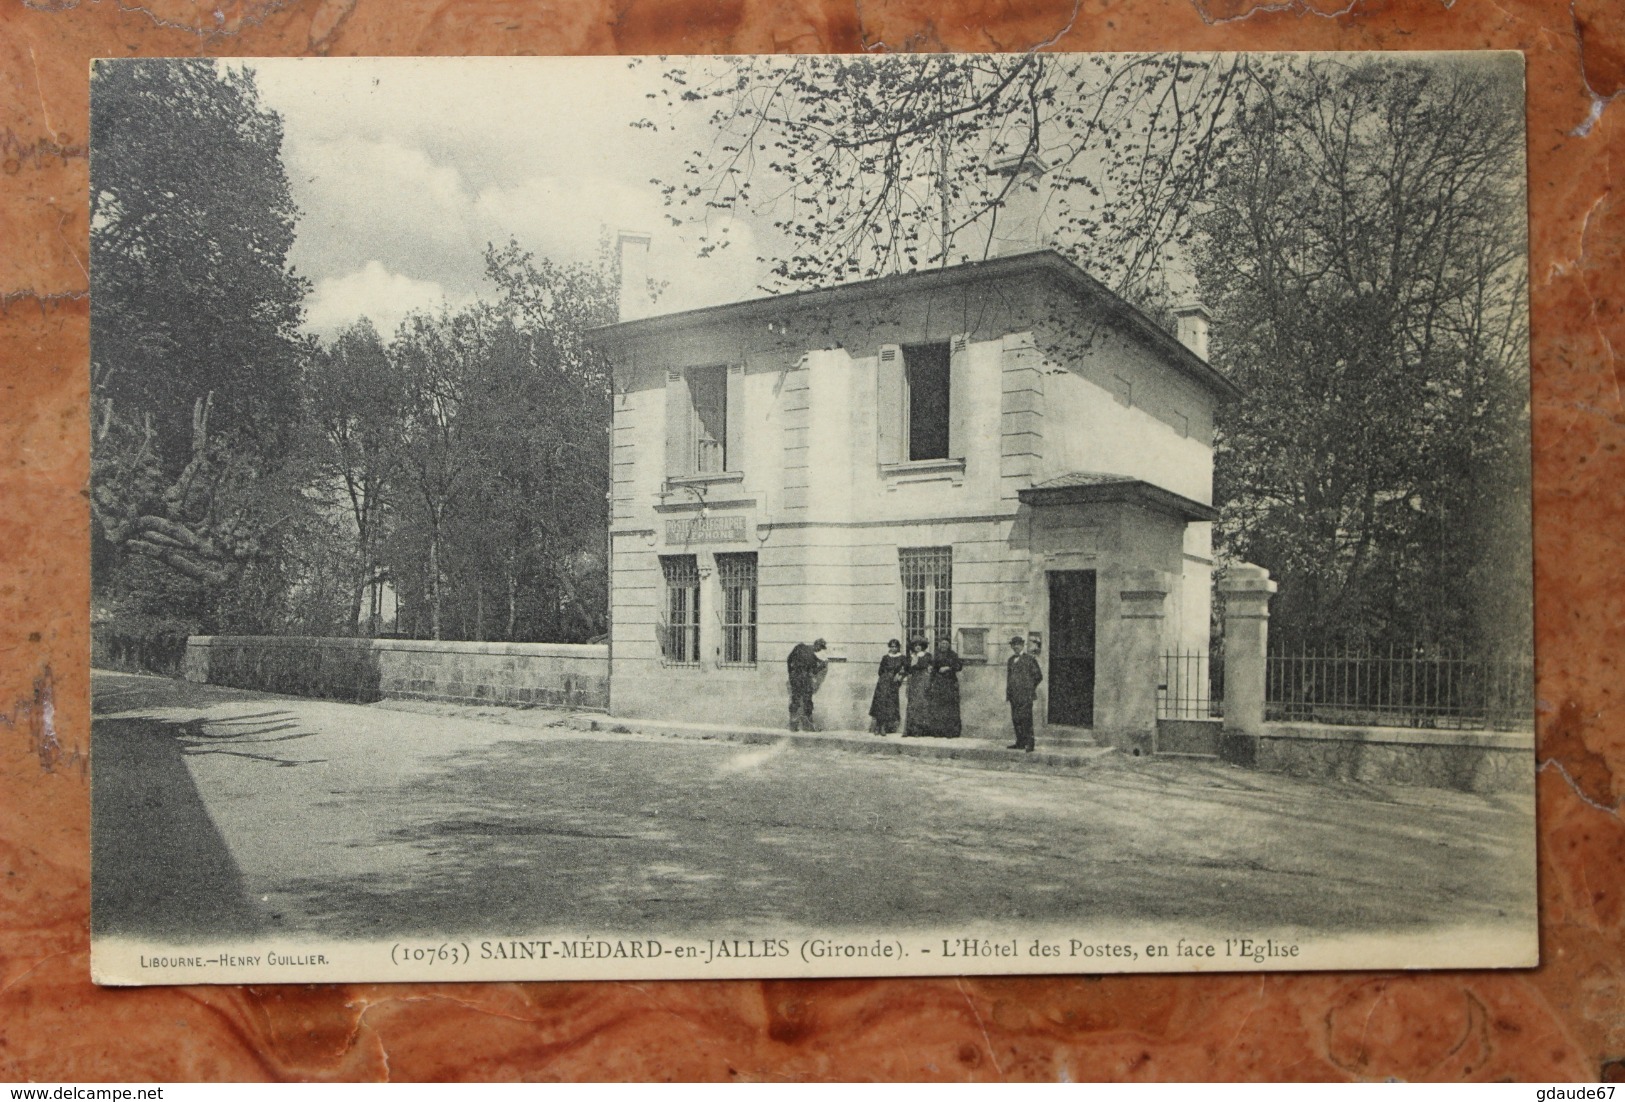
[660,555,701,665]
[899,547,953,646]
[717,552,758,666]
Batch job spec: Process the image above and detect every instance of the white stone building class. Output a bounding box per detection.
[586,243,1238,747]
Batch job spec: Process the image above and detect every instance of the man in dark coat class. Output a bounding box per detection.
[1005,635,1044,752]
[787,638,828,731]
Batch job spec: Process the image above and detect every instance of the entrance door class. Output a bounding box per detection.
[1047,570,1096,726]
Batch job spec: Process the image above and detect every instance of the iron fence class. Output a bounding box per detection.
[1157,650,1223,720]
[1265,644,1533,731]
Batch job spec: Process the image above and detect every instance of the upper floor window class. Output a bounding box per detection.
[665,365,740,478]
[903,342,951,461]
[689,365,727,473]
[876,339,967,468]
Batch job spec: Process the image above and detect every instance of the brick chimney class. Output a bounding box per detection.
[1173,302,1212,361]
[617,229,654,322]
[989,153,1050,257]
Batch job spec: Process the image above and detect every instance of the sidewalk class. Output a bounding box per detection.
[376,698,1122,773]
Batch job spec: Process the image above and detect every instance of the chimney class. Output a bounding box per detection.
[617,230,654,322]
[989,153,1050,257]
[1173,302,1212,361]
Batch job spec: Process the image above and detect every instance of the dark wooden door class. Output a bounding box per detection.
[1047,570,1097,726]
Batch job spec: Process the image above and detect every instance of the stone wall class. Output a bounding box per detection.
[185,636,609,710]
[1246,722,1533,795]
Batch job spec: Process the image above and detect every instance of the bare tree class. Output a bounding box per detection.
[645,53,1249,307]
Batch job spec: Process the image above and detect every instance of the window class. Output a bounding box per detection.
[903,342,951,461]
[717,552,758,666]
[877,340,963,468]
[689,365,727,473]
[660,555,701,665]
[666,366,734,477]
[900,547,953,646]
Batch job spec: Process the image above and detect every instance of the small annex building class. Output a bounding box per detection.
[586,242,1239,746]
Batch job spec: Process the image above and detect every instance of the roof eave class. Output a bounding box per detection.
[586,248,1243,403]
[585,251,1064,346]
[1039,261,1243,403]
[1017,479,1220,523]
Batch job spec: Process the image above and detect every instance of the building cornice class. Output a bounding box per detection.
[585,249,1242,402]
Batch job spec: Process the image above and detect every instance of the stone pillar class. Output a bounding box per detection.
[182,635,212,684]
[1219,563,1277,764]
[1104,569,1169,755]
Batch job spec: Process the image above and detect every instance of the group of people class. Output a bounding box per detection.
[785,634,1044,752]
[865,635,964,739]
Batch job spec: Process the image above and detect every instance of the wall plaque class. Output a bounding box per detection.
[666,515,747,544]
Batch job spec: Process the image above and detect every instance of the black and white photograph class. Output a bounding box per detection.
[88,52,1536,985]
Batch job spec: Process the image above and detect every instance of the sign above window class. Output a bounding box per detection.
[666,515,748,545]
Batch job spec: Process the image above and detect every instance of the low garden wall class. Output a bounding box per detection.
[1222,722,1533,795]
[184,636,609,710]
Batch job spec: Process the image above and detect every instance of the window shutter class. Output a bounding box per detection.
[664,369,690,477]
[876,344,904,465]
[724,364,744,473]
[947,334,971,461]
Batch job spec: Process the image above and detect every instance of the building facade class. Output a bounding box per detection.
[586,248,1238,745]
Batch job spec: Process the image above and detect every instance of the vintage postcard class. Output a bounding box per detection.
[88,52,1535,985]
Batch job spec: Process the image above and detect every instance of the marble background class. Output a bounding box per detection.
[2,0,1621,1081]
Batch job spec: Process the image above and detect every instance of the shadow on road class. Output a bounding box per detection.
[92,715,265,941]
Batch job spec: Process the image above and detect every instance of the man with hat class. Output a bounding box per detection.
[786,637,829,731]
[1005,634,1044,752]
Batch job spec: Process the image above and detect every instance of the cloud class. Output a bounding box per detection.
[304,261,469,339]
[286,135,489,298]
[255,58,777,325]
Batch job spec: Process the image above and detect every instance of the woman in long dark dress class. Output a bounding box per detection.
[901,637,934,737]
[868,638,907,734]
[926,634,965,738]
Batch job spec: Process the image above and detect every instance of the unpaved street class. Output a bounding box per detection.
[91,671,1536,945]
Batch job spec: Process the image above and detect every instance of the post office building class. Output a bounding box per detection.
[586,245,1239,747]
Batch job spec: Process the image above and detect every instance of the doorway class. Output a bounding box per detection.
[1047,570,1096,726]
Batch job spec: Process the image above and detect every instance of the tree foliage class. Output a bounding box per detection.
[656,53,1530,655]
[91,59,309,467]
[88,63,618,647]
[1194,57,1530,651]
[302,319,404,634]
[647,54,1248,306]
[382,241,615,642]
[90,59,313,631]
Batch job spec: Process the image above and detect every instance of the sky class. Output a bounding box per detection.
[246,57,772,339]
[242,53,1523,343]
